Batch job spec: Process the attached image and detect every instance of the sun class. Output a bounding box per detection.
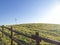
[41,4,60,24]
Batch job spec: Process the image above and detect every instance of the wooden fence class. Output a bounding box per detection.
[0,25,60,45]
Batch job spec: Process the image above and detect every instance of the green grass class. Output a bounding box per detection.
[0,23,60,45]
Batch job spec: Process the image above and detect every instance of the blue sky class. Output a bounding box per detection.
[0,0,60,25]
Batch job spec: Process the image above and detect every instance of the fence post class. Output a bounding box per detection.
[35,32,41,45]
[11,26,13,45]
[17,40,22,45]
[2,25,4,37]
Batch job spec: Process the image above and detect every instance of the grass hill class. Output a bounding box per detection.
[1,23,60,45]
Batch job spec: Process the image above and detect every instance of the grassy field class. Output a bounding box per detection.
[0,23,60,45]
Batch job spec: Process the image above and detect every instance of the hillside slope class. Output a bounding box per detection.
[3,23,60,45]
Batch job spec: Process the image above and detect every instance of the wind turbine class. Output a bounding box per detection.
[15,18,17,24]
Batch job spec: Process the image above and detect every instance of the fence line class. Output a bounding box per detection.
[0,25,60,45]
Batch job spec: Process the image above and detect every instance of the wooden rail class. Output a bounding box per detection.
[0,25,60,45]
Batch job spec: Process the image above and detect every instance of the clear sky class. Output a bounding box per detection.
[0,0,60,25]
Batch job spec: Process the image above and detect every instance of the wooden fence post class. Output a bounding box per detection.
[35,32,41,45]
[18,43,23,45]
[11,26,13,45]
[2,25,4,37]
